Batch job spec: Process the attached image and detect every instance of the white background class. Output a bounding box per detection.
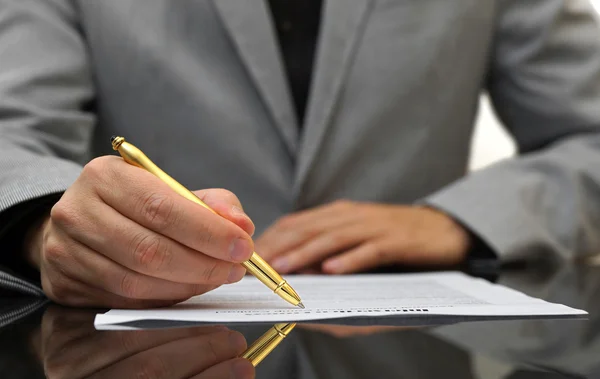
[469,1,600,171]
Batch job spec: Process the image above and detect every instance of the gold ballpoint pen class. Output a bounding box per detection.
[241,323,297,366]
[111,136,304,308]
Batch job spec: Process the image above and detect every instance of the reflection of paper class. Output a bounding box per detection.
[94,272,587,327]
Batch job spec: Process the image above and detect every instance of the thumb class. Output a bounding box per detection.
[193,189,255,237]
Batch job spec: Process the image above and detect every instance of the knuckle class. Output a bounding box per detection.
[138,192,178,230]
[120,272,146,299]
[216,188,240,205]
[44,354,75,379]
[200,260,219,283]
[82,156,112,180]
[373,246,387,261]
[49,201,77,229]
[43,237,65,263]
[208,261,234,285]
[205,336,221,363]
[43,236,76,272]
[46,275,72,304]
[134,357,171,379]
[277,214,297,228]
[117,331,144,352]
[329,232,346,245]
[44,363,65,379]
[333,199,353,208]
[191,284,213,296]
[195,221,226,250]
[301,225,319,239]
[131,233,172,273]
[202,225,215,247]
[186,284,203,298]
[41,241,81,305]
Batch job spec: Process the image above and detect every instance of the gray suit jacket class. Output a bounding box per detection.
[1,0,600,289]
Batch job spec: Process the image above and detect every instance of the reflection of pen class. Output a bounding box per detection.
[241,323,296,366]
[111,136,304,308]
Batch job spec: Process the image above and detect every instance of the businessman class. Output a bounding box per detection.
[1,0,600,308]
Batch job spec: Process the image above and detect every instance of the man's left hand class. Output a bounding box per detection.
[256,201,471,274]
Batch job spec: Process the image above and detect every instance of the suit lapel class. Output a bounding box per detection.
[212,0,299,154]
[293,0,374,197]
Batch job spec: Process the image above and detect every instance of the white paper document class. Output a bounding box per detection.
[94,272,587,327]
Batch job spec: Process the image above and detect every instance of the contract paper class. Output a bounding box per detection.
[94,272,587,327]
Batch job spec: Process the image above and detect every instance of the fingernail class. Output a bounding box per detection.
[323,259,342,273]
[231,358,253,379]
[227,265,246,283]
[230,238,252,261]
[271,257,288,272]
[229,332,247,352]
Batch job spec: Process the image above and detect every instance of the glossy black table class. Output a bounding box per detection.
[1,262,598,379]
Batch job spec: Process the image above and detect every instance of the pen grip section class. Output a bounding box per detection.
[243,253,283,291]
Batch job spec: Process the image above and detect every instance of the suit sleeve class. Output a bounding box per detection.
[425,0,600,262]
[0,0,95,290]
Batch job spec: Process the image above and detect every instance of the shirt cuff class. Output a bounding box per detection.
[0,193,63,288]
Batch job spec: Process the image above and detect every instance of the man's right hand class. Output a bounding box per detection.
[23,156,256,308]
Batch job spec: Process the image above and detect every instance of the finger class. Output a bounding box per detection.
[274,200,358,229]
[42,255,200,308]
[297,265,323,275]
[42,306,97,345]
[254,227,307,263]
[57,198,246,285]
[41,281,202,377]
[257,201,359,261]
[43,306,224,357]
[44,316,229,379]
[191,358,255,379]
[86,331,247,379]
[321,243,389,274]
[270,226,370,274]
[44,231,215,301]
[194,189,255,237]
[85,157,253,263]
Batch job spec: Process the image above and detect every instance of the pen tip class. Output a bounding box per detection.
[297,302,305,309]
[110,135,117,143]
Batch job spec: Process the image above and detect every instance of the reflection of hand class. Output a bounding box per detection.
[299,324,409,338]
[23,156,255,308]
[39,306,255,379]
[256,201,469,274]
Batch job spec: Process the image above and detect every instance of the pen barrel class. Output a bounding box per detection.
[241,323,296,366]
[115,140,217,215]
